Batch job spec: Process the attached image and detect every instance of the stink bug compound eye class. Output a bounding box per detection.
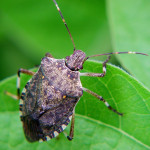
[5,0,148,143]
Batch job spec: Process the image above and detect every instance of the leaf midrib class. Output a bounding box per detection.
[76,113,150,149]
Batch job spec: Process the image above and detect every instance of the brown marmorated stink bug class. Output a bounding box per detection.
[5,0,148,143]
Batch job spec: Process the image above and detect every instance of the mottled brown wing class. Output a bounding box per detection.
[21,97,79,142]
[21,115,43,142]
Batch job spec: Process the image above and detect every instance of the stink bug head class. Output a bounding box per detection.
[65,50,86,71]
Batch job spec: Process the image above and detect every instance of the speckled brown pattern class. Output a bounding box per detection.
[20,57,83,142]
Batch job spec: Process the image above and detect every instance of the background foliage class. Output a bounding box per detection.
[0,0,150,150]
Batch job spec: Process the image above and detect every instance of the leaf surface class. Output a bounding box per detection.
[0,61,150,150]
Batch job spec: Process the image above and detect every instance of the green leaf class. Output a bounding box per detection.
[107,0,150,89]
[0,60,150,150]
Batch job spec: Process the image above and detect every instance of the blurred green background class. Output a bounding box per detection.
[0,0,150,89]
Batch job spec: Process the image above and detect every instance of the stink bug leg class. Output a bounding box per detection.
[80,56,111,77]
[17,69,35,98]
[67,112,75,140]
[5,68,35,100]
[83,87,123,116]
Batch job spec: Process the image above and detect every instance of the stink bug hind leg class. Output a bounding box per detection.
[5,91,19,100]
[67,112,75,141]
[83,87,123,116]
[62,113,75,141]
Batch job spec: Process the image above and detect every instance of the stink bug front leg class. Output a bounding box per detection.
[83,87,123,116]
[45,52,53,58]
[80,56,111,77]
[5,68,35,100]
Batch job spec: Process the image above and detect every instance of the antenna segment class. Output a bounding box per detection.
[53,0,76,51]
[86,51,148,60]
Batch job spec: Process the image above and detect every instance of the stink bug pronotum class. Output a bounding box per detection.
[5,0,148,142]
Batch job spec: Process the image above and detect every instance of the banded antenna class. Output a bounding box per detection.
[52,0,148,58]
[53,0,76,51]
[86,51,148,60]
